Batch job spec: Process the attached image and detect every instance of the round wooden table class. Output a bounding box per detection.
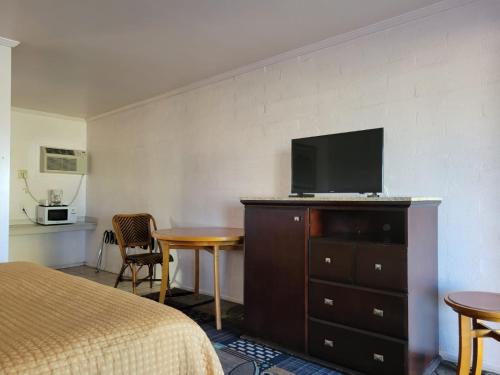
[152,227,244,330]
[445,291,500,375]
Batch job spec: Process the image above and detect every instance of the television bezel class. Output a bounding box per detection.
[291,128,384,195]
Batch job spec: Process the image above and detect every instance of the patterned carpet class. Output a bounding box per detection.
[197,313,341,374]
[142,291,495,375]
[144,290,341,374]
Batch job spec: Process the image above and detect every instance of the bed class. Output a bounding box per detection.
[0,262,223,375]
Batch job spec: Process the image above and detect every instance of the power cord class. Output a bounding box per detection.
[68,174,84,205]
[22,176,40,204]
[21,207,38,224]
[22,174,85,206]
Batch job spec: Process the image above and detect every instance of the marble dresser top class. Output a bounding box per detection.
[240,196,442,205]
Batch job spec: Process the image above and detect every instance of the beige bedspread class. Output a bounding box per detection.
[0,262,223,375]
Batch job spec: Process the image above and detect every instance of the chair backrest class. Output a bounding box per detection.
[112,213,158,260]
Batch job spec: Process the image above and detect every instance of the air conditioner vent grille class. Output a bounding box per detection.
[62,159,77,171]
[47,157,78,172]
[46,148,75,156]
[40,146,87,174]
[47,157,62,171]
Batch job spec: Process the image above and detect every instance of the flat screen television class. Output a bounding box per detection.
[291,128,383,195]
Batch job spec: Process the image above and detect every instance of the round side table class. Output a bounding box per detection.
[153,227,244,330]
[445,291,500,375]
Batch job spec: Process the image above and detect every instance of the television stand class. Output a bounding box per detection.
[288,193,315,198]
[240,197,441,374]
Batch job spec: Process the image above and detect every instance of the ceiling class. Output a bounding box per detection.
[0,0,444,119]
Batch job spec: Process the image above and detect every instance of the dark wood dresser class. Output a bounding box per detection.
[241,197,441,375]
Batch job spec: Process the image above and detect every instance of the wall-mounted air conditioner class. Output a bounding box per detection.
[40,146,88,175]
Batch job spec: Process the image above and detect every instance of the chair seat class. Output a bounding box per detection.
[126,252,162,265]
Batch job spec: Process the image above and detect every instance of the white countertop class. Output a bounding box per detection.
[9,219,98,236]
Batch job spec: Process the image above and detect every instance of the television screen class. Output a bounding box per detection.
[291,128,383,194]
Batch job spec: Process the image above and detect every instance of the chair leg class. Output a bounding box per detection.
[131,263,137,294]
[149,264,153,288]
[114,264,127,288]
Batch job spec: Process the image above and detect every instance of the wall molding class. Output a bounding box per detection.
[12,106,85,122]
[0,36,19,48]
[87,0,477,122]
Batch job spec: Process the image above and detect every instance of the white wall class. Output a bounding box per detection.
[0,44,12,262]
[9,108,88,267]
[9,108,87,222]
[86,1,500,370]
[9,230,88,268]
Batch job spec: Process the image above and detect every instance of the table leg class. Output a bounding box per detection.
[159,241,170,304]
[472,319,483,375]
[213,244,221,330]
[457,314,472,375]
[195,249,200,296]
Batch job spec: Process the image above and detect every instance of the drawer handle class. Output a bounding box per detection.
[323,339,334,347]
[324,257,332,264]
[324,298,334,306]
[373,308,384,317]
[293,216,301,222]
[373,353,384,362]
[374,263,383,271]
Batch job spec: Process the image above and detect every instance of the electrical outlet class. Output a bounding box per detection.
[17,169,28,179]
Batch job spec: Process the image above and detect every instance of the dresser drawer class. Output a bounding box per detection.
[309,319,407,375]
[310,239,355,283]
[355,243,407,291]
[309,281,407,339]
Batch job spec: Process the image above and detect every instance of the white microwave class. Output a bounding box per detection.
[36,206,77,225]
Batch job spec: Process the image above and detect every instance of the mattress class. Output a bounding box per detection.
[0,262,223,375]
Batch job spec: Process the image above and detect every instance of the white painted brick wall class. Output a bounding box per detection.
[87,1,500,370]
[0,45,11,262]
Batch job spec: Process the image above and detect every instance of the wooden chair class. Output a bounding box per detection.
[445,291,500,375]
[112,213,164,294]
